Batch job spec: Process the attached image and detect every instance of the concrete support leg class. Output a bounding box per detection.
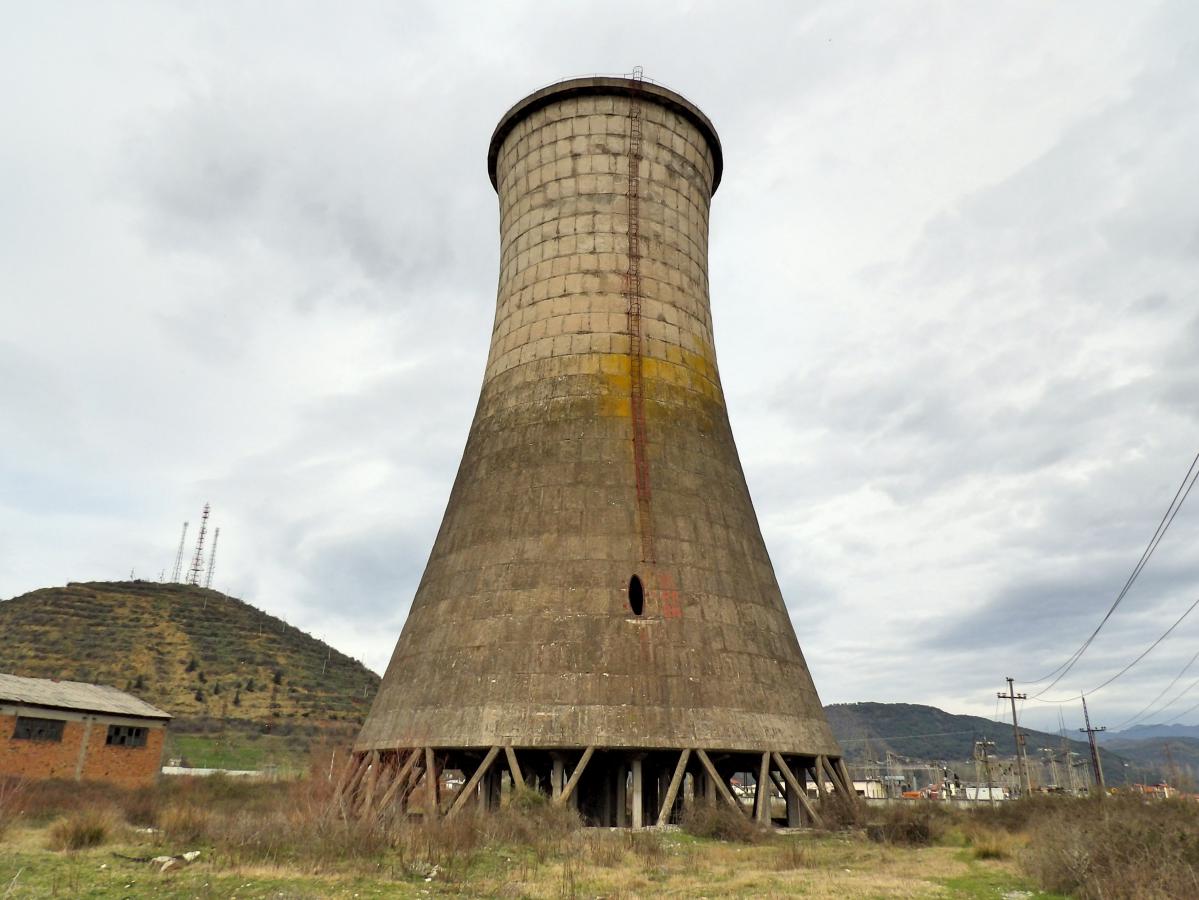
[616,763,628,828]
[638,759,658,826]
[598,766,613,826]
[480,767,500,812]
[755,753,771,824]
[656,768,670,821]
[785,772,802,827]
[551,754,565,801]
[424,748,440,820]
[631,757,644,829]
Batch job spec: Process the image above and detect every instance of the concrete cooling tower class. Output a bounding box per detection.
[341,74,853,828]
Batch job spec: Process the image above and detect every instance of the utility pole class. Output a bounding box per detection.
[999,677,1033,795]
[1041,748,1060,789]
[1079,693,1107,798]
[974,739,997,807]
[1058,709,1078,794]
[1163,742,1178,794]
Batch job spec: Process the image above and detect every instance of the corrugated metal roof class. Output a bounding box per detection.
[0,673,171,720]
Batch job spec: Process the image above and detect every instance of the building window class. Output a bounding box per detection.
[106,725,148,748]
[12,716,66,742]
[628,574,644,616]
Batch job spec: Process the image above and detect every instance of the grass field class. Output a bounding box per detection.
[0,821,1051,898]
[163,732,311,773]
[1,772,1195,898]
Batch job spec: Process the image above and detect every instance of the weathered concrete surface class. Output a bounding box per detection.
[356,77,841,757]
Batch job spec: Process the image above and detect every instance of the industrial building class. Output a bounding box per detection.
[0,672,170,786]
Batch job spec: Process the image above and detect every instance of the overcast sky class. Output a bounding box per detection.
[4,1,1199,735]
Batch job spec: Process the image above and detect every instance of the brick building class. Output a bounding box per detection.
[0,673,170,786]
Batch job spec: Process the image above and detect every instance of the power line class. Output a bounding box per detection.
[1030,594,1199,703]
[1022,449,1199,694]
[1114,670,1199,731]
[1166,692,1199,723]
[837,729,978,744]
[1112,646,1199,731]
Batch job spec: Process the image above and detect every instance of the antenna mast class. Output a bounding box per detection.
[204,527,220,589]
[171,521,189,582]
[187,503,210,586]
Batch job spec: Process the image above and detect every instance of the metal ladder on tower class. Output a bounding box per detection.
[625,66,655,565]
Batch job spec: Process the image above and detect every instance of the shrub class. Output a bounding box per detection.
[486,788,581,860]
[976,793,1062,831]
[120,786,161,827]
[1021,796,1199,900]
[160,803,214,844]
[963,822,1021,860]
[680,800,764,843]
[13,778,123,824]
[819,788,866,830]
[47,809,116,850]
[866,801,952,846]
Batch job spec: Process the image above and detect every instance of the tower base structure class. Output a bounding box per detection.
[335,745,857,828]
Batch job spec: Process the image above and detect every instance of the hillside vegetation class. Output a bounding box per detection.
[1100,735,1199,789]
[825,701,1124,771]
[0,581,379,731]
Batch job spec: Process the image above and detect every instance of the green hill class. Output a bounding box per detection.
[0,581,379,733]
[825,701,1128,775]
[1099,735,1199,790]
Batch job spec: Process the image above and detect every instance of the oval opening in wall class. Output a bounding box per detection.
[628,575,644,616]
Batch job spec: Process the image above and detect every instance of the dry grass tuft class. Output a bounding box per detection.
[680,800,765,843]
[159,802,215,844]
[46,808,118,851]
[965,823,1021,860]
[866,801,951,846]
[772,837,809,869]
[119,785,161,827]
[623,829,665,862]
[578,830,625,867]
[0,776,26,841]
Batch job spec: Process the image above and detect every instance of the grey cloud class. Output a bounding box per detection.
[5,2,1199,727]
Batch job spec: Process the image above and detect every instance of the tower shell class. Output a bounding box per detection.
[348,76,848,826]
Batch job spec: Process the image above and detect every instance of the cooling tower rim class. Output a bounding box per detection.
[488,76,723,195]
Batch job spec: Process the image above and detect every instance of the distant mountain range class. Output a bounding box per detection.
[824,702,1106,764]
[1098,723,1199,743]
[826,702,1197,787]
